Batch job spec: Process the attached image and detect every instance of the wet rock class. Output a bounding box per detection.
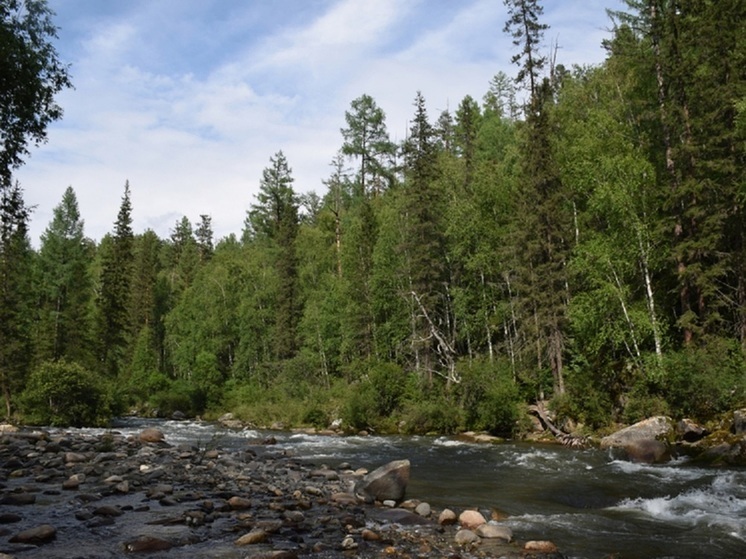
[677,418,707,442]
[525,540,559,553]
[123,535,173,552]
[354,459,410,503]
[477,522,512,541]
[139,428,165,443]
[235,529,268,545]
[0,513,22,524]
[438,508,457,525]
[9,523,56,544]
[62,473,85,489]
[1,492,36,505]
[454,529,480,545]
[94,504,123,517]
[415,502,431,517]
[228,495,252,509]
[459,509,486,530]
[623,438,670,464]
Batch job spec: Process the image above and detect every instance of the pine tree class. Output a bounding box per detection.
[96,181,134,378]
[504,0,571,396]
[0,181,33,418]
[399,92,454,384]
[341,94,397,198]
[35,186,94,366]
[248,151,300,360]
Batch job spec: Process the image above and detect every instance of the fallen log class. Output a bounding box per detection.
[528,402,590,449]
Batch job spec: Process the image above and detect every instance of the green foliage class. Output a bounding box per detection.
[400,391,463,435]
[21,360,110,427]
[656,341,746,421]
[456,359,520,435]
[343,361,407,431]
[0,0,73,183]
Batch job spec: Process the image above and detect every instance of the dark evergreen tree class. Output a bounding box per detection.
[248,151,300,360]
[35,186,94,366]
[195,214,214,262]
[96,181,134,378]
[341,94,397,197]
[0,181,33,418]
[399,92,454,384]
[503,0,548,100]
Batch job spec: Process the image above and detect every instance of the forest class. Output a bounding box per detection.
[1,0,745,435]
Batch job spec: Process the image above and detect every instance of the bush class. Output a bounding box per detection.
[657,341,746,421]
[457,358,520,436]
[21,360,111,427]
[400,392,463,435]
[343,361,407,431]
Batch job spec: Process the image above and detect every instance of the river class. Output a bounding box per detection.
[71,418,746,559]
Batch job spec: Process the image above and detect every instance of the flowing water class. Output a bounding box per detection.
[77,418,746,559]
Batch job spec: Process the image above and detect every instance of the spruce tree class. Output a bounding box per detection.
[0,181,33,418]
[248,151,300,360]
[96,181,134,378]
[35,186,94,366]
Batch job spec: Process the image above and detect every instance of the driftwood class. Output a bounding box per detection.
[528,402,590,449]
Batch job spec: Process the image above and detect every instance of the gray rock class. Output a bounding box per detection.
[600,416,672,449]
[354,459,410,503]
[10,524,56,544]
[454,529,480,545]
[477,522,513,541]
[733,409,746,434]
[623,438,670,464]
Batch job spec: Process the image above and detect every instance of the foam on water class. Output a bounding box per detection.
[613,473,746,541]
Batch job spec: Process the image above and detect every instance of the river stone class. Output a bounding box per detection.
[732,409,746,434]
[623,438,670,464]
[438,508,457,525]
[228,496,252,509]
[235,529,267,545]
[477,523,513,542]
[459,509,486,530]
[9,524,56,544]
[415,502,431,517]
[525,540,559,553]
[63,473,85,489]
[354,459,410,503]
[454,529,480,545]
[139,428,165,443]
[123,535,173,552]
[600,416,672,449]
[677,418,707,442]
[1,493,35,505]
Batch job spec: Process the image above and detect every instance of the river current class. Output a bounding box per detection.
[68,418,746,559]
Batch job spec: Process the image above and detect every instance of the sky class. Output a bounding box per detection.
[16,0,624,245]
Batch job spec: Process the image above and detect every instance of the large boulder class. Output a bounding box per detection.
[601,416,673,448]
[600,416,673,464]
[354,459,410,503]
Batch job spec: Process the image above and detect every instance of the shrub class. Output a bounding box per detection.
[657,341,746,421]
[22,360,110,427]
[457,358,520,436]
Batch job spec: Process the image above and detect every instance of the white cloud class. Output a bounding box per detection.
[17,0,617,246]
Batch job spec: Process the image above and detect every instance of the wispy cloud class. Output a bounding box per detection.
[17,0,617,245]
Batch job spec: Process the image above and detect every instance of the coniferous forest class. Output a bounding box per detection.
[2,1,746,434]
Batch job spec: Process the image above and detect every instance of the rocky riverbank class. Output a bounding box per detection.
[0,426,564,558]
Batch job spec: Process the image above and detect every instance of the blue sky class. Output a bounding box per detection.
[17,0,623,244]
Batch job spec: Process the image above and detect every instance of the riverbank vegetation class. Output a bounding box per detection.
[3,1,746,434]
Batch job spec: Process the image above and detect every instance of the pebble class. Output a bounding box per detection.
[0,426,563,558]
